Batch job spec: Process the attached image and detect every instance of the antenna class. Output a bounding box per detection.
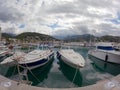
[0,27,1,41]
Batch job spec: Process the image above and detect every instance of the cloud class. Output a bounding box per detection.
[0,0,120,36]
[0,1,24,22]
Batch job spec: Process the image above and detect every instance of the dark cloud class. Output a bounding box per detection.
[0,0,120,36]
[76,25,90,34]
[3,27,16,34]
[0,1,24,22]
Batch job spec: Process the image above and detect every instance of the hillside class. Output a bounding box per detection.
[2,32,120,43]
[2,32,58,43]
[2,33,15,39]
[100,35,120,42]
[64,34,95,42]
[64,34,120,43]
[16,32,57,41]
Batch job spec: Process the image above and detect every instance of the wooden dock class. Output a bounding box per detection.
[0,74,120,90]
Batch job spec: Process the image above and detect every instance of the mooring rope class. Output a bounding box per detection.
[11,49,55,88]
[69,66,79,87]
[11,66,17,76]
[19,56,48,87]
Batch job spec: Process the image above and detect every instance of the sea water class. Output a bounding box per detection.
[0,47,120,88]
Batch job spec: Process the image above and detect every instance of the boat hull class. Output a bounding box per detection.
[57,51,83,69]
[0,52,12,60]
[59,60,82,86]
[20,53,54,69]
[88,50,120,64]
[0,51,54,70]
[89,55,120,75]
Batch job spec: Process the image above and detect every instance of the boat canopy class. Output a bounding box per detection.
[97,46,114,50]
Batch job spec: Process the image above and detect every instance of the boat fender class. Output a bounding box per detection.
[105,54,108,62]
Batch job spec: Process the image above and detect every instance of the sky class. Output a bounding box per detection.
[0,0,120,37]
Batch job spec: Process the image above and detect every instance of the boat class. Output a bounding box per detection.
[27,58,54,86]
[0,45,13,60]
[88,42,120,64]
[58,60,82,86]
[57,49,85,69]
[113,43,120,51]
[0,51,26,66]
[0,49,54,69]
[89,55,120,76]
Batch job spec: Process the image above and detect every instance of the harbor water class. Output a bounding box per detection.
[0,47,120,88]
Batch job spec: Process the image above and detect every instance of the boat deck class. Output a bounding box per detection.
[0,74,120,90]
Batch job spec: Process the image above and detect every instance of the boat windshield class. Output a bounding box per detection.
[97,46,114,50]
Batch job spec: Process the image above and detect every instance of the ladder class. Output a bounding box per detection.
[12,56,32,85]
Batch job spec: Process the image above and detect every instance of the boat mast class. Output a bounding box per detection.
[0,27,1,41]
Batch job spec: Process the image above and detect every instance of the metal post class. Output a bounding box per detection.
[0,27,1,41]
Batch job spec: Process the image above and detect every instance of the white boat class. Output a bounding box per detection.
[114,43,120,51]
[0,45,13,60]
[0,50,10,59]
[0,51,26,65]
[57,49,85,69]
[0,49,54,69]
[88,42,120,64]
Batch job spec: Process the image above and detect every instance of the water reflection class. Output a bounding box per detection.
[89,55,120,76]
[27,59,54,86]
[4,66,18,77]
[58,59,83,87]
[0,47,119,88]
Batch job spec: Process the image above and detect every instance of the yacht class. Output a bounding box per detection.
[88,42,120,64]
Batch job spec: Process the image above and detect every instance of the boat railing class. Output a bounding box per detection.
[11,55,25,62]
[10,50,53,63]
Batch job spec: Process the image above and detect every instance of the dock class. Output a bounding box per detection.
[0,74,120,90]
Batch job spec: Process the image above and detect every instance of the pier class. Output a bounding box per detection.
[0,74,120,90]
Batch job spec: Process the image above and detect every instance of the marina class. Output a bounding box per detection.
[0,46,120,89]
[1,0,120,89]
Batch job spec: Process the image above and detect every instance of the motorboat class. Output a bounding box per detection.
[113,43,120,51]
[27,59,54,85]
[89,55,120,76]
[0,49,54,69]
[57,49,85,69]
[0,50,10,59]
[88,42,120,64]
[0,51,26,66]
[59,60,82,86]
[19,49,54,69]
[0,45,13,60]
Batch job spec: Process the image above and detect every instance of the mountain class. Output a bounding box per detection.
[16,32,58,41]
[64,34,95,42]
[2,32,58,42]
[63,34,120,43]
[100,35,120,42]
[2,32,120,43]
[53,35,67,40]
[2,33,15,39]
